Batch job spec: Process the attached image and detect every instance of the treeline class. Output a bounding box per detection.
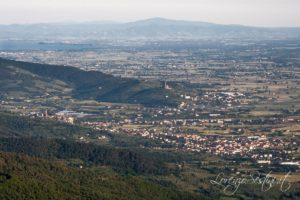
[0,137,170,175]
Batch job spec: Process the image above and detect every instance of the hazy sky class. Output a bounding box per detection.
[0,0,300,27]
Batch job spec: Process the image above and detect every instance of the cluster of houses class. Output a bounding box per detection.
[20,110,93,125]
[5,104,299,170]
[101,125,299,167]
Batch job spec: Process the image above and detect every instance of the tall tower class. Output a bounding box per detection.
[164,81,171,90]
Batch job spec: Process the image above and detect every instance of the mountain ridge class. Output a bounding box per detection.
[2,17,300,28]
[1,18,300,41]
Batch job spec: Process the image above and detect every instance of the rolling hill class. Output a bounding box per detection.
[0,151,205,200]
[0,58,179,107]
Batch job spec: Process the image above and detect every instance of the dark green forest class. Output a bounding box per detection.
[0,152,204,200]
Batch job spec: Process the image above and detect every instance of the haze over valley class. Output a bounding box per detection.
[0,1,299,200]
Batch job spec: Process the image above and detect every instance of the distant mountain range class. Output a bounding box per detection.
[1,18,300,41]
